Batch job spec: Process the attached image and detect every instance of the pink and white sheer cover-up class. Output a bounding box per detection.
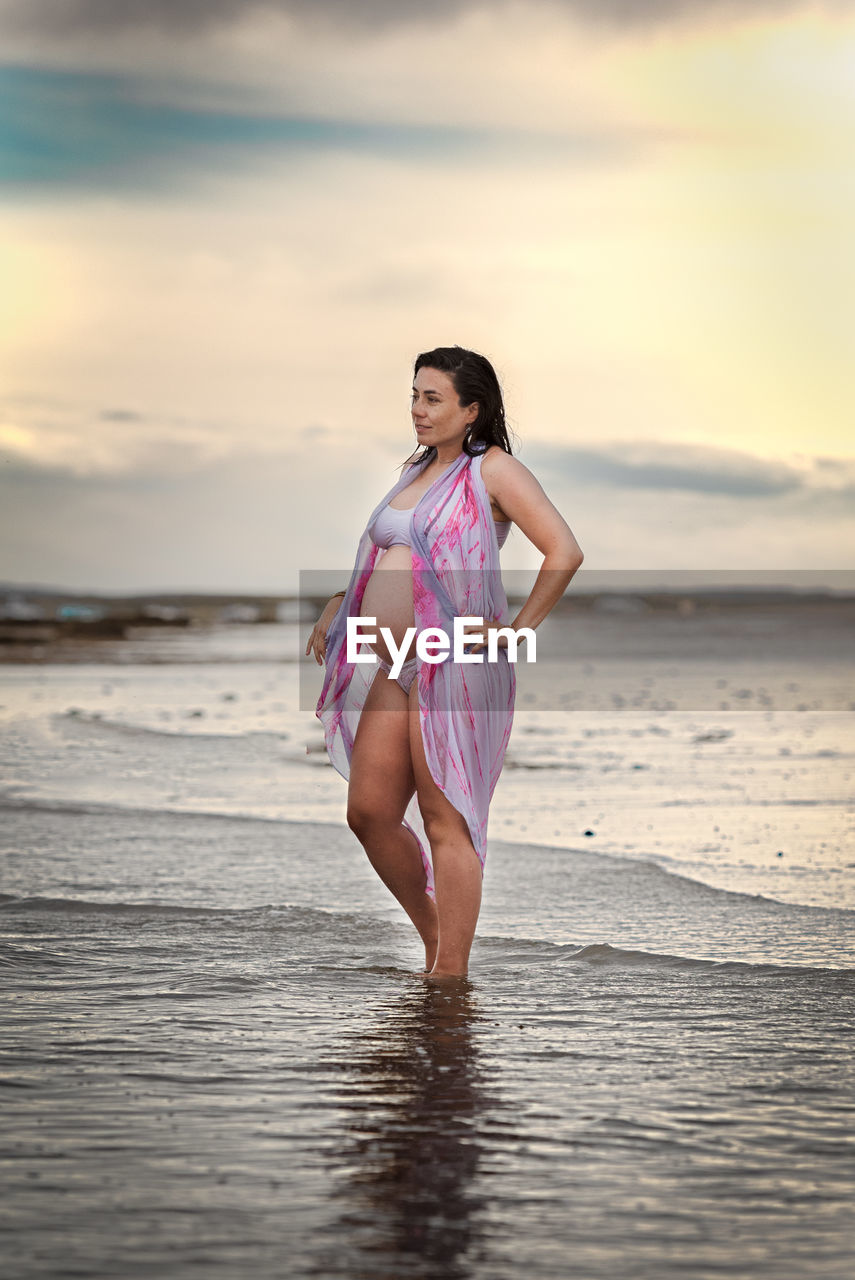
[316,447,516,900]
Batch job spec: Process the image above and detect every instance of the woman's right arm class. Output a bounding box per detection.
[305,592,346,666]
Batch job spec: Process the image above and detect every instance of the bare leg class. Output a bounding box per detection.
[408,683,482,979]
[348,672,438,970]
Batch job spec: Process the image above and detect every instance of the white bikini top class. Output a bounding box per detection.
[369,501,511,550]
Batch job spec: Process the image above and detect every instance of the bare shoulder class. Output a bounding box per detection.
[479,446,551,527]
[480,446,534,486]
[480,446,542,497]
[481,445,519,475]
[479,444,582,561]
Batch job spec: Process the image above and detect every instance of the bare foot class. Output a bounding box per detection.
[421,968,471,986]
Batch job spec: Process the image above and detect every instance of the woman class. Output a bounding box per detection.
[307,346,583,979]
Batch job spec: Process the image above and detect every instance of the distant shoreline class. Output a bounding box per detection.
[2,580,854,660]
[3,580,854,614]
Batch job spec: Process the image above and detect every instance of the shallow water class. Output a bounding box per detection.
[2,613,854,1278]
[3,808,855,1279]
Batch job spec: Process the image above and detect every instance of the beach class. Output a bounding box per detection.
[2,592,854,1278]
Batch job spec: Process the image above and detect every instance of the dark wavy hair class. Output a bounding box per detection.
[407,345,514,466]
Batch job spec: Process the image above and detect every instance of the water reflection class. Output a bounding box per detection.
[316,980,498,1279]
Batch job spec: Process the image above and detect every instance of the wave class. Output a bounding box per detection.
[2,895,852,977]
[0,894,231,917]
[53,708,289,745]
[0,894,363,921]
[554,941,807,972]
[503,760,585,772]
[474,936,855,977]
[0,794,295,826]
[3,793,853,925]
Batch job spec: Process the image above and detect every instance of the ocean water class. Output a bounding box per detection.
[2,610,854,1278]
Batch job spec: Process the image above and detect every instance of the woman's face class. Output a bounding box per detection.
[411,366,478,453]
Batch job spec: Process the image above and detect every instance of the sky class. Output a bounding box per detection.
[1,0,854,594]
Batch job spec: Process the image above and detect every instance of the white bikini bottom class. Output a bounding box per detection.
[376,655,418,696]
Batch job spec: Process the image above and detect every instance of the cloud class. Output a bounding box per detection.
[0,433,396,592]
[0,393,238,478]
[6,397,855,504]
[524,440,855,499]
[0,63,642,192]
[2,0,837,38]
[99,409,144,423]
[3,434,853,592]
[3,387,854,590]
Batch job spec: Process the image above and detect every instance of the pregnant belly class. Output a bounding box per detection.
[360,546,415,665]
